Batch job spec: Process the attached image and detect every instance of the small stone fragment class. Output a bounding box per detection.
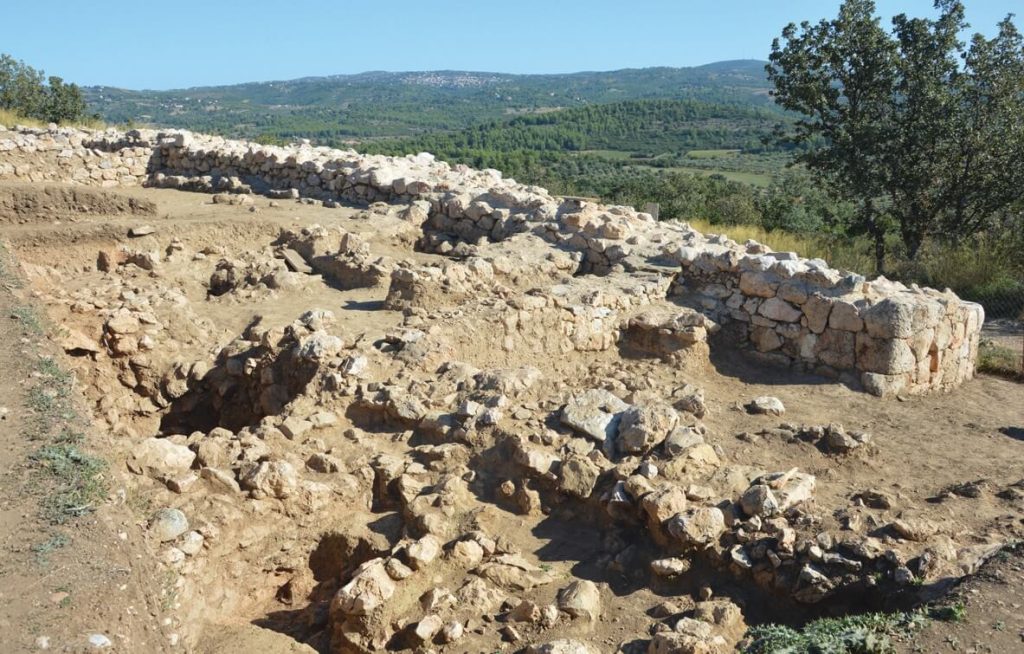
[149,508,188,542]
[746,396,786,416]
[650,557,691,577]
[740,484,780,518]
[407,534,441,570]
[556,580,601,621]
[87,634,112,649]
[667,507,726,548]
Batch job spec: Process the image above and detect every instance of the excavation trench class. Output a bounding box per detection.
[3,183,1012,654]
[238,418,929,652]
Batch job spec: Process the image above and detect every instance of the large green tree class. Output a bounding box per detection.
[0,54,46,118]
[42,76,87,124]
[767,0,1024,273]
[0,54,87,124]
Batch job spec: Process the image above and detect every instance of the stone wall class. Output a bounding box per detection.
[0,125,152,186]
[0,124,984,395]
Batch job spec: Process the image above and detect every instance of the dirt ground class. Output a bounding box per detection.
[893,543,1024,653]
[0,242,171,652]
[1,182,1022,653]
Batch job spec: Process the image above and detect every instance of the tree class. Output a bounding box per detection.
[767,0,1024,273]
[0,54,88,124]
[0,54,46,118]
[43,76,86,124]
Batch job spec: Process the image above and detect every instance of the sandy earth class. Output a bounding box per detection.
[0,183,1022,653]
[0,243,172,653]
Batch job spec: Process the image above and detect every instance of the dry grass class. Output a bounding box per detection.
[0,108,47,128]
[978,341,1024,381]
[687,218,823,255]
[0,108,105,130]
[891,237,1024,319]
[685,219,876,273]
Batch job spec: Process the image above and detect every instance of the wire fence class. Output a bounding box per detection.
[977,290,1024,379]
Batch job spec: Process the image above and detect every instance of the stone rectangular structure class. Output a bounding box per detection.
[0,125,983,395]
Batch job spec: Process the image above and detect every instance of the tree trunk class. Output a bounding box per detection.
[901,205,928,261]
[873,229,886,276]
[864,200,886,275]
[901,222,924,261]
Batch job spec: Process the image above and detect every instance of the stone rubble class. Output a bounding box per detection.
[0,125,983,395]
[0,124,1004,654]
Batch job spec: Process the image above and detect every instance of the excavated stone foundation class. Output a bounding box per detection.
[0,125,983,396]
[0,126,1016,654]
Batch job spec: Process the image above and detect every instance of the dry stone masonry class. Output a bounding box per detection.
[5,122,1017,654]
[0,124,983,396]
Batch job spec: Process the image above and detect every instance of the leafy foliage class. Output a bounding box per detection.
[767,0,1024,271]
[744,611,929,654]
[363,99,787,156]
[0,54,88,123]
[30,444,107,524]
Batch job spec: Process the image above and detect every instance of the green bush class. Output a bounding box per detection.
[0,54,87,124]
[744,611,928,654]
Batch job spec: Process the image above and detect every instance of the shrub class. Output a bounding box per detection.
[0,54,88,124]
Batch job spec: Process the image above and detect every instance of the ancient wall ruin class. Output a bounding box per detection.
[0,124,983,395]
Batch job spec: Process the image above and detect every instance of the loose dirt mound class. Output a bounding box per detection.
[0,184,156,223]
[2,183,1022,654]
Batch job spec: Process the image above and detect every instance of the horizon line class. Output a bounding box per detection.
[83,59,770,94]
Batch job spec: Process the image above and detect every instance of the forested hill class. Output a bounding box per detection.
[82,60,773,142]
[363,99,783,158]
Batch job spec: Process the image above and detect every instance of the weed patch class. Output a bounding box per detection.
[0,108,105,130]
[744,611,929,654]
[31,532,70,565]
[11,305,43,336]
[22,351,107,524]
[743,601,976,654]
[927,601,967,624]
[25,356,75,440]
[30,444,107,523]
[977,341,1023,381]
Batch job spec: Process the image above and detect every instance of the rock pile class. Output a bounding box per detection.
[5,172,1006,654]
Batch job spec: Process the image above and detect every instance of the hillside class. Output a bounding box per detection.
[83,60,774,142]
[359,98,797,199]
[365,99,782,155]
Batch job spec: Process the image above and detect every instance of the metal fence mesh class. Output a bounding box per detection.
[978,289,1024,378]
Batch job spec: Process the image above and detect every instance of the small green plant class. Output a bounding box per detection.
[4,247,109,531]
[744,611,929,654]
[30,444,107,524]
[55,427,85,444]
[31,532,70,565]
[928,601,967,623]
[160,569,180,611]
[53,584,73,608]
[25,356,75,441]
[125,486,154,517]
[11,305,43,335]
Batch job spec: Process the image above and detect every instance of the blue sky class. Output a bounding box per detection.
[5,1,1016,89]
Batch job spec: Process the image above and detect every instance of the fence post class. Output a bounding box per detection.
[644,202,660,221]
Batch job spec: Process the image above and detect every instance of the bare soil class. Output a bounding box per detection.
[0,242,170,653]
[1,182,1022,653]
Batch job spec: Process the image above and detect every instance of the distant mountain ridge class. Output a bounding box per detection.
[83,60,773,143]
[87,59,769,94]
